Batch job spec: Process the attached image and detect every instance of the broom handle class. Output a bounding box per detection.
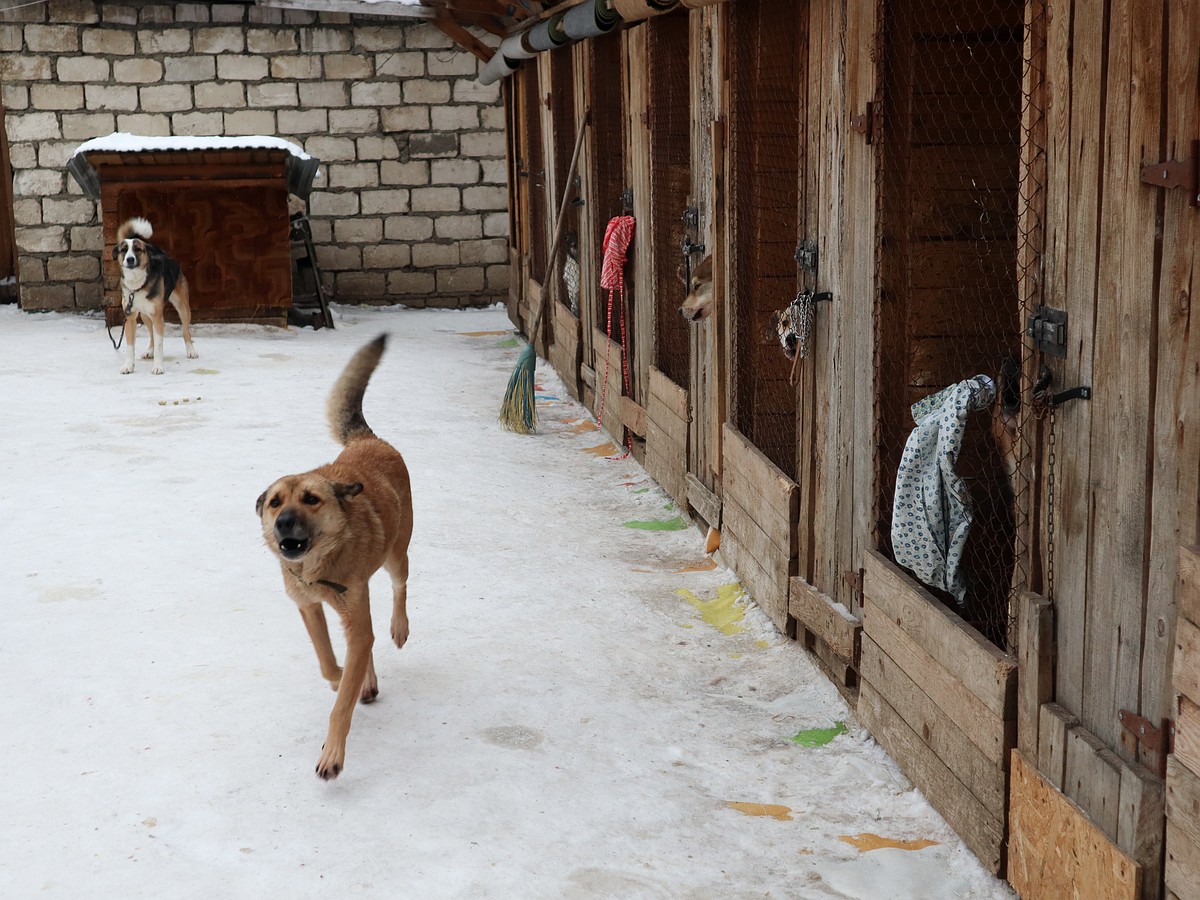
[529,106,591,346]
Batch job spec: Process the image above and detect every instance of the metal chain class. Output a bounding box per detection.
[1044,401,1056,603]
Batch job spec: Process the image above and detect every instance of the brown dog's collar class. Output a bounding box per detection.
[287,567,347,595]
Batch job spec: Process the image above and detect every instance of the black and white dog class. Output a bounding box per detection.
[111,217,197,374]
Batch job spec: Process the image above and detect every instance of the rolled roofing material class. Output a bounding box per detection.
[499,33,537,60]
[610,0,679,21]
[478,50,522,86]
[562,0,620,40]
[524,14,569,52]
[680,0,725,7]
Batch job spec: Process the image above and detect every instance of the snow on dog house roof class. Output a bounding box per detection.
[67,133,321,200]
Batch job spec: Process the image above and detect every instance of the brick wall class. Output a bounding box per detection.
[0,0,510,312]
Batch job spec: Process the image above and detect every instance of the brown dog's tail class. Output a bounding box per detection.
[327,334,387,445]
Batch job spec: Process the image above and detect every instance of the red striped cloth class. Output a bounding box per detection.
[600,215,635,290]
[597,215,636,457]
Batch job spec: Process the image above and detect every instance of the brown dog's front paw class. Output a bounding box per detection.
[391,617,409,649]
[360,671,379,704]
[316,744,344,780]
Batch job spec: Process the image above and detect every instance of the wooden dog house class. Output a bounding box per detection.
[68,134,319,326]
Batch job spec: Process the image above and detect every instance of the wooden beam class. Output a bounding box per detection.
[1037,702,1079,791]
[1017,592,1054,759]
[258,0,434,18]
[790,577,860,662]
[434,12,495,62]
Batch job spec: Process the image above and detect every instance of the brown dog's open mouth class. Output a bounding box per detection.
[278,537,310,560]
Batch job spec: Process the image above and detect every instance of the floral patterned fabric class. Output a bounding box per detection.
[891,375,996,606]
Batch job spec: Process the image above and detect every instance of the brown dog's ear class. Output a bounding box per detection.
[111,243,121,260]
[255,490,268,517]
[692,255,712,283]
[333,482,363,501]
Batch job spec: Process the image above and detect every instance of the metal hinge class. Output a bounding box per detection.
[1119,710,1175,775]
[850,102,876,143]
[1139,141,1199,207]
[1026,305,1068,358]
[843,568,864,600]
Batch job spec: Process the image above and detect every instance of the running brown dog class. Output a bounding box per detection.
[256,335,413,780]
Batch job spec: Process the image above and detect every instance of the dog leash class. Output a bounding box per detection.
[106,293,135,351]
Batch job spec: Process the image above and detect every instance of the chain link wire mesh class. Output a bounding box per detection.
[549,50,579,311]
[648,13,692,388]
[588,32,628,347]
[518,64,548,293]
[873,0,1036,649]
[728,0,802,478]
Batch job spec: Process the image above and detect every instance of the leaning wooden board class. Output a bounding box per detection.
[1008,750,1140,899]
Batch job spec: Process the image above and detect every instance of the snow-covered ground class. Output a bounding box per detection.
[0,303,1015,899]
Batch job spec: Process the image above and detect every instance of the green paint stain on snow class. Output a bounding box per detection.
[677,583,748,636]
[632,487,649,494]
[790,721,847,747]
[497,338,520,349]
[624,516,688,531]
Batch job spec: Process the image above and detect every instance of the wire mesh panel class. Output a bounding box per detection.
[728,0,803,477]
[875,0,1028,647]
[648,13,692,388]
[588,31,628,346]
[549,49,579,311]
[518,63,548,288]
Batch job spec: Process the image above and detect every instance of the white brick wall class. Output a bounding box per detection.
[5,1,510,312]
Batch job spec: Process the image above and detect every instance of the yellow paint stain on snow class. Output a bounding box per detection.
[756,640,770,649]
[564,419,599,434]
[582,442,619,456]
[459,330,510,337]
[674,557,718,574]
[838,834,940,853]
[677,583,748,636]
[727,802,793,821]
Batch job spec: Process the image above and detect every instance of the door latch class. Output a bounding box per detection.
[1026,305,1068,358]
[795,240,818,274]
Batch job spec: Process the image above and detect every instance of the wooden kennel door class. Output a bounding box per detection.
[726,0,806,480]
[874,0,1025,646]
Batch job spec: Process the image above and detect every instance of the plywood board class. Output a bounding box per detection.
[859,681,1006,874]
[1008,750,1140,900]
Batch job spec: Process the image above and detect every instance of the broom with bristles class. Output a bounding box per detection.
[500,108,591,433]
